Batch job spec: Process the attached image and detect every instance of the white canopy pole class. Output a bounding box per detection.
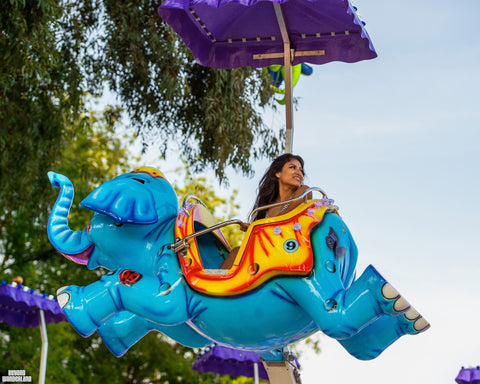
[253,362,260,384]
[38,310,48,384]
[273,3,294,153]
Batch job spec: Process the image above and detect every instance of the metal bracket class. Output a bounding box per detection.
[252,49,325,61]
[262,360,302,384]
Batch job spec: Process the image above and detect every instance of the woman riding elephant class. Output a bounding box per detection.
[221,153,313,269]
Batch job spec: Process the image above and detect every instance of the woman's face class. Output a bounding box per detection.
[275,159,304,189]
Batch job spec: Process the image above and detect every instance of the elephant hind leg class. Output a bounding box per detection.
[285,264,424,341]
[338,308,430,360]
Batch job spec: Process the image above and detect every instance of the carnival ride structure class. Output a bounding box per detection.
[47,167,430,383]
[158,0,377,152]
[45,3,429,382]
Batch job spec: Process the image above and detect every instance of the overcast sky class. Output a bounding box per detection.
[144,0,480,382]
[273,0,479,382]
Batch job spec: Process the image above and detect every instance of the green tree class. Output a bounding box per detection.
[1,0,281,196]
[0,106,144,382]
[0,103,131,284]
[101,0,280,180]
[0,107,268,383]
[171,161,244,247]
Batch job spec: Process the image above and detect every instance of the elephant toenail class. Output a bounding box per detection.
[413,317,430,332]
[57,292,71,309]
[393,297,410,312]
[381,283,399,300]
[56,286,68,295]
[404,307,420,321]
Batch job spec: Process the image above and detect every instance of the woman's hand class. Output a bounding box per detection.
[239,222,250,232]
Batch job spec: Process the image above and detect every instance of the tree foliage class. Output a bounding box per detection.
[1,0,281,250]
[0,107,264,383]
[171,161,244,247]
[100,0,280,180]
[0,1,287,381]
[1,0,280,183]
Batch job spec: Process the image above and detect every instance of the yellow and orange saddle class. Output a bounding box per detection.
[174,200,336,296]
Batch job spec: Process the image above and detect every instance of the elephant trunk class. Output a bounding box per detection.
[47,172,94,265]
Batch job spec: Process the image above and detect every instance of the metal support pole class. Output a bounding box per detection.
[38,310,48,384]
[253,362,260,384]
[273,3,294,153]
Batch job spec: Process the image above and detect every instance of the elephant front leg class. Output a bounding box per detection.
[57,278,123,337]
[98,311,211,357]
[58,269,191,338]
[98,311,156,356]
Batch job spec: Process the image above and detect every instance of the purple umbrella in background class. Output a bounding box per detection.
[0,280,66,384]
[192,344,300,383]
[158,0,377,152]
[456,367,480,384]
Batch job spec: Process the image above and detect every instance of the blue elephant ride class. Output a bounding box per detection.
[47,167,429,367]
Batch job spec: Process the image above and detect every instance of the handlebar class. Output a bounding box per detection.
[247,187,327,223]
[170,187,328,256]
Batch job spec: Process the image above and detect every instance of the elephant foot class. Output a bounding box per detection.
[364,265,411,315]
[338,306,430,361]
[380,282,411,313]
[57,286,103,337]
[349,305,431,359]
[376,275,430,334]
[398,306,430,334]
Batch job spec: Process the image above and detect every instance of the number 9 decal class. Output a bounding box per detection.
[283,239,299,253]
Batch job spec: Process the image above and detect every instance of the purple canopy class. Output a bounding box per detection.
[158,0,376,152]
[0,281,66,328]
[456,367,480,384]
[192,344,300,381]
[1,280,67,384]
[158,0,376,69]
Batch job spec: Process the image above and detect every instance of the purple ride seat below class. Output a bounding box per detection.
[192,344,300,380]
[456,367,480,384]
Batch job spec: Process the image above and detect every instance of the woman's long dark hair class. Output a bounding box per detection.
[251,153,305,220]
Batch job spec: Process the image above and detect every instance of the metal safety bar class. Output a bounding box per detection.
[168,218,244,256]
[180,195,208,217]
[247,186,327,223]
[169,187,327,256]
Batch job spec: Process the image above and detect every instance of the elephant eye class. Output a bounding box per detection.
[132,178,145,184]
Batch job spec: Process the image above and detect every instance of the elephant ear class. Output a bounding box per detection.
[80,177,158,224]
